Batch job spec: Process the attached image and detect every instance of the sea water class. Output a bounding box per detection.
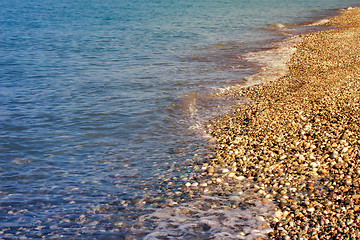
[1,0,359,238]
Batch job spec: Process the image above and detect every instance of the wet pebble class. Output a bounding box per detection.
[206,7,360,239]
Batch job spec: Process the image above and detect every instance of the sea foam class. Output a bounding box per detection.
[136,180,275,239]
[244,37,299,86]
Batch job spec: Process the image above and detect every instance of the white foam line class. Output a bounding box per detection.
[244,37,299,87]
[308,18,330,26]
[137,183,275,239]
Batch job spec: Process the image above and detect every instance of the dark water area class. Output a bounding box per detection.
[1,0,360,238]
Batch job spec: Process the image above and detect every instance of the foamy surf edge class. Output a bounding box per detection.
[307,18,330,26]
[186,36,299,133]
[135,15,312,240]
[137,179,276,240]
[243,37,299,87]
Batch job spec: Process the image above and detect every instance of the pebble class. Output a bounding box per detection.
[331,151,339,159]
[274,211,282,219]
[216,178,223,183]
[222,168,230,173]
[205,7,360,240]
[352,195,360,199]
[207,166,215,174]
[228,172,236,178]
[236,176,246,181]
[342,146,350,153]
[307,207,315,212]
[191,182,199,187]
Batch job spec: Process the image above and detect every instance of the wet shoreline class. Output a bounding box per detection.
[205,6,360,239]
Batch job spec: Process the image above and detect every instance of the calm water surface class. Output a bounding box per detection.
[1,0,360,238]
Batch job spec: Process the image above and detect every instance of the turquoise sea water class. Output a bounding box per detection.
[1,0,360,238]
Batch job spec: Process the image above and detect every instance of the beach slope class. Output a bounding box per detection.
[208,7,360,239]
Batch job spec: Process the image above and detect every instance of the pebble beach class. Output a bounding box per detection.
[206,6,360,239]
[3,1,360,239]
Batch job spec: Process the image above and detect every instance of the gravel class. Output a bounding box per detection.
[206,7,360,240]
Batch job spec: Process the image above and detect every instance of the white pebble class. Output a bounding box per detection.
[192,182,199,187]
[310,162,318,168]
[274,211,282,218]
[342,147,350,153]
[236,176,246,181]
[228,172,236,178]
[307,207,315,212]
[216,178,223,183]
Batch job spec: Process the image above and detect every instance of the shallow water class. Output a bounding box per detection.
[1,0,360,238]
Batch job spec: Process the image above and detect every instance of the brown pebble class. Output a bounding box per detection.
[207,166,214,174]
